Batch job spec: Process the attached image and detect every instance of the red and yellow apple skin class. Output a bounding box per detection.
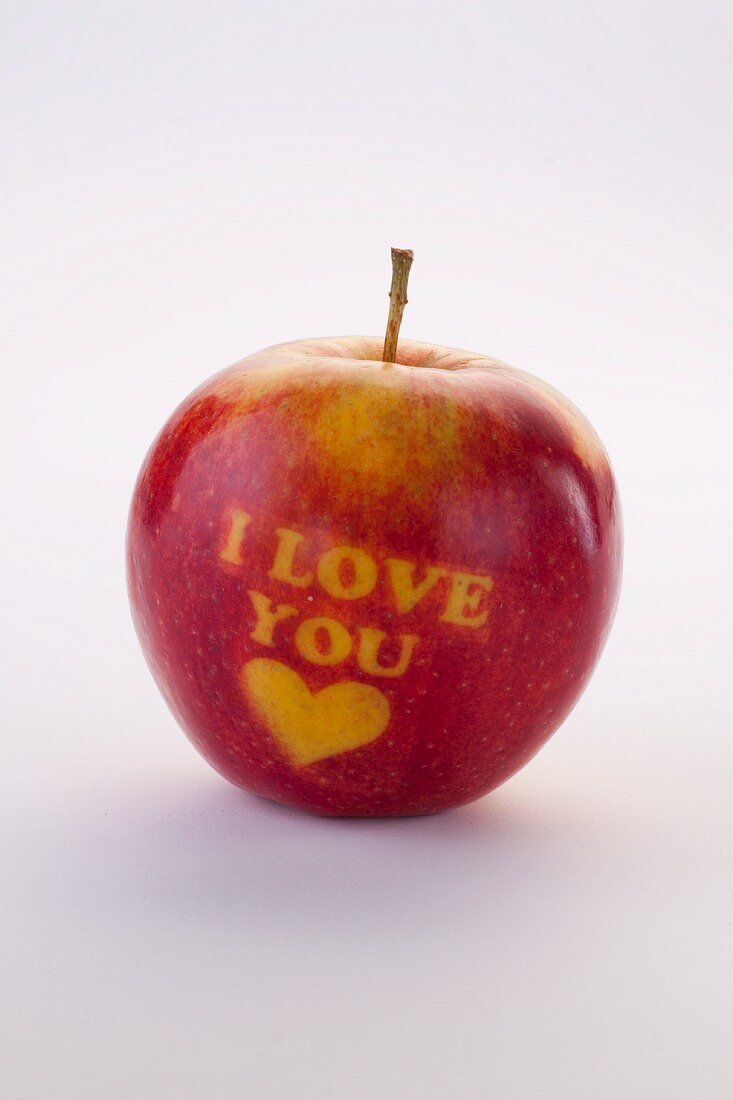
[127,337,622,817]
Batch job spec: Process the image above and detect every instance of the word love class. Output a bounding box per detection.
[220,508,494,679]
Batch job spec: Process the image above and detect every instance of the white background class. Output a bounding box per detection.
[2,3,731,1097]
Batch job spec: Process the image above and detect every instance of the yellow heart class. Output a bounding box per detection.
[243,658,390,768]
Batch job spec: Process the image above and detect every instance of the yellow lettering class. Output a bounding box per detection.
[385,558,447,613]
[248,590,298,646]
[294,616,352,666]
[440,572,494,628]
[357,628,418,678]
[220,508,251,565]
[317,546,378,600]
[268,528,313,589]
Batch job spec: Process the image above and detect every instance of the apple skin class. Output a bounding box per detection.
[127,337,622,816]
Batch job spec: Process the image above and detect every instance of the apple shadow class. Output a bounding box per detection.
[46,756,616,940]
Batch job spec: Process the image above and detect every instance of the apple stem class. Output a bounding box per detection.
[382,247,414,364]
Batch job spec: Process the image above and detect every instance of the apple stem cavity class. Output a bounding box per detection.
[382,247,414,364]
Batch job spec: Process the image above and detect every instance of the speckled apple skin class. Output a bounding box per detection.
[127,337,622,816]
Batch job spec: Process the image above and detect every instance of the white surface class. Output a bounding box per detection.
[2,3,731,1097]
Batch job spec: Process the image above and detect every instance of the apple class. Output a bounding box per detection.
[127,251,621,816]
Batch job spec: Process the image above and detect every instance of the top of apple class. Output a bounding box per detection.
[241,335,512,373]
[181,248,611,473]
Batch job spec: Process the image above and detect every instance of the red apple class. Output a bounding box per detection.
[127,322,621,816]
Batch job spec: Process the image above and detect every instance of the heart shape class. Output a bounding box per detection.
[243,658,390,767]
